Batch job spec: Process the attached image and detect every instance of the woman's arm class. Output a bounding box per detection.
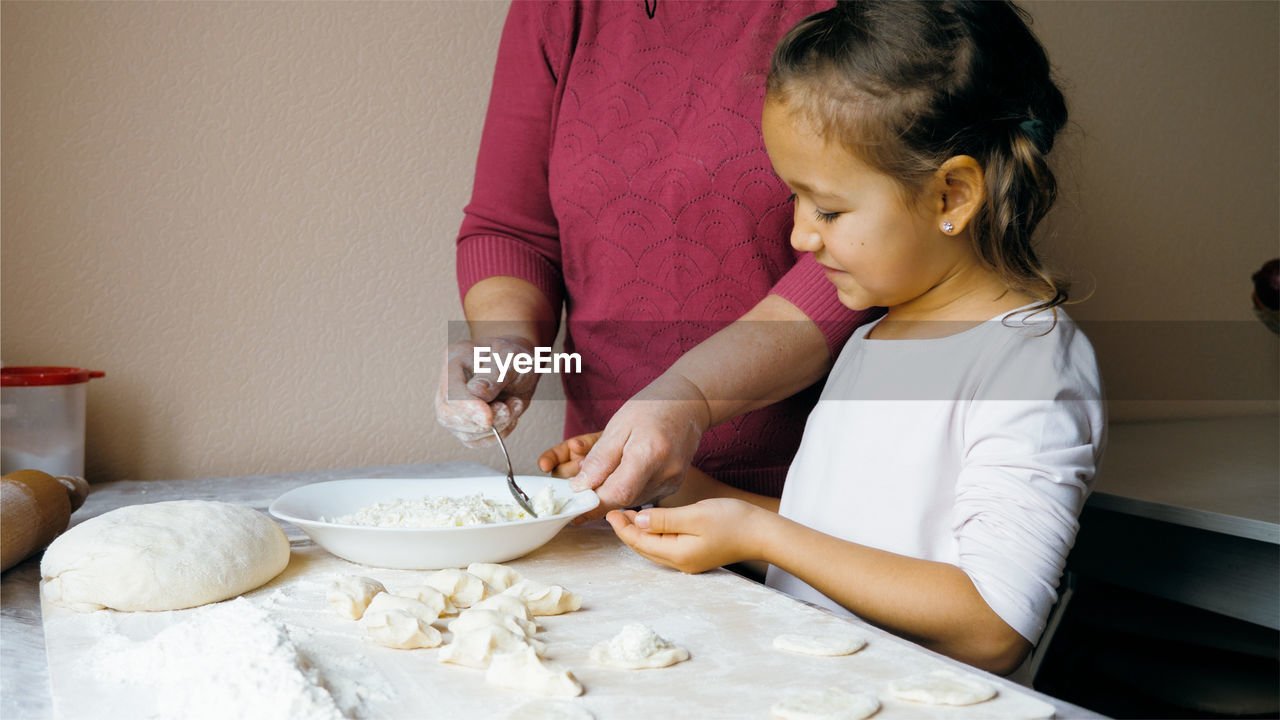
[607,502,1030,675]
[540,432,780,512]
[569,294,834,517]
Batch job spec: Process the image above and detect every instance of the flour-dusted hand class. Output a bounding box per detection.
[435,335,541,448]
[605,499,766,574]
[568,373,711,520]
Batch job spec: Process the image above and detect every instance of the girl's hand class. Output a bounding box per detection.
[604,499,768,574]
[537,432,602,478]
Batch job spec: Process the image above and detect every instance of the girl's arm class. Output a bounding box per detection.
[606,501,1029,675]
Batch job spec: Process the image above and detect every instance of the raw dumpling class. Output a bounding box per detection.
[501,580,581,616]
[466,562,523,591]
[439,626,545,669]
[362,592,439,624]
[327,576,386,620]
[41,500,289,612]
[771,687,880,720]
[485,645,583,697]
[425,568,491,608]
[887,669,997,706]
[772,632,866,657]
[359,607,443,649]
[449,608,537,639]
[589,624,689,669]
[394,584,456,616]
[473,593,534,621]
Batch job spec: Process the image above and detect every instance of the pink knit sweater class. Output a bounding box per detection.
[456,0,871,496]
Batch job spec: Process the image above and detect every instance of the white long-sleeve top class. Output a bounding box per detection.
[765,306,1105,643]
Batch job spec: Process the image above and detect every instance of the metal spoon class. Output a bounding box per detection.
[492,426,537,518]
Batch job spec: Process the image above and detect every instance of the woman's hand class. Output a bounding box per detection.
[604,499,769,574]
[434,335,542,448]
[538,432,602,478]
[568,372,711,519]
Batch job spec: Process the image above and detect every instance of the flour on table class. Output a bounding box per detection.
[771,687,880,720]
[327,576,386,620]
[507,699,595,720]
[449,608,537,639]
[326,488,565,528]
[467,562,524,591]
[772,632,867,657]
[424,568,491,608]
[887,669,998,706]
[93,598,348,720]
[589,624,690,670]
[501,580,581,616]
[485,645,584,697]
[439,626,546,668]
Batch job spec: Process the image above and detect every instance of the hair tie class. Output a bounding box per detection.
[1018,119,1051,154]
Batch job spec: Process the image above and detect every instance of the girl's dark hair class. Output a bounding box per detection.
[767,0,1069,309]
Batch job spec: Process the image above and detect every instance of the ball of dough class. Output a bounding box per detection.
[887,669,997,706]
[41,500,290,612]
[771,687,880,720]
[772,632,866,657]
[589,624,689,670]
[327,576,386,619]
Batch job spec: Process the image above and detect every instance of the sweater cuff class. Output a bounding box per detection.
[769,253,879,356]
[457,235,565,313]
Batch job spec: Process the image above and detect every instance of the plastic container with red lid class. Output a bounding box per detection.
[1,366,105,479]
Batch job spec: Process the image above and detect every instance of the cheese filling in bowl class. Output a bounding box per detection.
[325,486,565,528]
[269,476,598,569]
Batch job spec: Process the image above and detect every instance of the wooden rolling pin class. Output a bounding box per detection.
[2,470,90,572]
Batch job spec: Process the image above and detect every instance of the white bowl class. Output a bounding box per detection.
[268,476,599,570]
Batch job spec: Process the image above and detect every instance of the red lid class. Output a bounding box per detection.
[1,367,105,386]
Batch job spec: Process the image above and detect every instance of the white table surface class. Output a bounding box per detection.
[2,462,1103,719]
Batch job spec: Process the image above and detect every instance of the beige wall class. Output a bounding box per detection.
[2,1,1276,483]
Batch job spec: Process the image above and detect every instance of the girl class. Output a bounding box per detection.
[540,0,1104,676]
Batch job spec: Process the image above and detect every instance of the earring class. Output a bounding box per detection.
[941,221,954,233]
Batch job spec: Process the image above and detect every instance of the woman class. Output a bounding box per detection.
[435,0,874,518]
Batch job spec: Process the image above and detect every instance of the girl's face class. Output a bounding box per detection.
[761,100,964,315]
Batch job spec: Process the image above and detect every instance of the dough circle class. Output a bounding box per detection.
[41,500,290,612]
[772,632,867,657]
[887,669,997,706]
[771,687,880,720]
